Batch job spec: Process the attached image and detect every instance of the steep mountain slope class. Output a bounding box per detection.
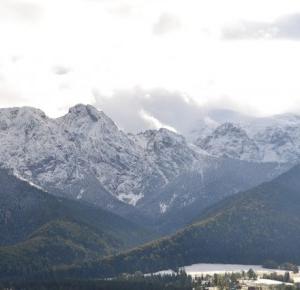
[145,158,288,232]
[135,129,200,182]
[60,164,300,278]
[0,168,154,277]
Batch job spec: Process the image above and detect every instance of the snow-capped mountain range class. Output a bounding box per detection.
[195,113,300,163]
[0,105,206,209]
[0,104,298,228]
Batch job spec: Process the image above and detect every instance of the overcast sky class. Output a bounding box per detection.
[1,0,300,132]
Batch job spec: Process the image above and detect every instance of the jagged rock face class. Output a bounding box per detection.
[196,123,260,160]
[253,127,297,162]
[194,115,300,163]
[245,114,300,162]
[0,105,142,206]
[0,105,205,209]
[135,129,201,182]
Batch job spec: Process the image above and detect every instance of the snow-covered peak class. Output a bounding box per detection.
[68,104,103,121]
[0,106,47,119]
[137,128,186,151]
[0,107,48,130]
[197,122,249,144]
[134,127,204,187]
[57,105,127,150]
[63,104,118,130]
[157,128,186,142]
[196,122,260,160]
[216,122,243,134]
[190,112,300,163]
[251,126,299,163]
[241,113,300,137]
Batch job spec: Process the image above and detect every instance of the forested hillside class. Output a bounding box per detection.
[53,164,300,279]
[0,169,154,279]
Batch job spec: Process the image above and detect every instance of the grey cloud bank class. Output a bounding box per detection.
[223,13,300,40]
[93,88,200,133]
[92,87,252,136]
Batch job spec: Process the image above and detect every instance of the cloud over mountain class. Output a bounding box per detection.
[93,87,203,134]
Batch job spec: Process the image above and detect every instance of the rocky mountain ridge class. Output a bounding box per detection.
[0,105,206,212]
[195,114,300,163]
[0,105,296,227]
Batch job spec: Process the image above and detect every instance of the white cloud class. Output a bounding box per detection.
[93,87,210,134]
[1,0,300,123]
[153,13,181,35]
[139,109,177,132]
[0,0,42,22]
